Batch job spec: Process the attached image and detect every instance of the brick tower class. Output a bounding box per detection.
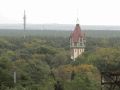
[70,20,85,60]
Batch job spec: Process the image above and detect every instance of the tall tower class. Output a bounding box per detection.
[23,10,26,39]
[70,19,85,60]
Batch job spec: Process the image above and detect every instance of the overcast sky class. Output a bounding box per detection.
[0,0,120,25]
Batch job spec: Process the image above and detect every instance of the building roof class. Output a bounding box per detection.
[70,24,84,42]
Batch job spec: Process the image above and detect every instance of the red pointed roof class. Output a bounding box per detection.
[70,24,84,42]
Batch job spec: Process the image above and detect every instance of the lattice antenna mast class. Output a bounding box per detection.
[23,10,26,39]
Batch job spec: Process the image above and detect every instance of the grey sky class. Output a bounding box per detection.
[0,0,120,25]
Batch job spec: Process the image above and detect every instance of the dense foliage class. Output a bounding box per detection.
[0,35,120,90]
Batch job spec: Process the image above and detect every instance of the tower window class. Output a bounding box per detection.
[74,42,77,46]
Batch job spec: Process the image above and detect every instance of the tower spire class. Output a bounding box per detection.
[76,17,79,24]
[76,8,79,24]
[23,10,26,39]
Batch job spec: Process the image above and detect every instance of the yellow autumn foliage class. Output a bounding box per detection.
[53,64,97,80]
[74,64,95,73]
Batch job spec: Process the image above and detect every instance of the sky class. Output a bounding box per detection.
[0,0,120,25]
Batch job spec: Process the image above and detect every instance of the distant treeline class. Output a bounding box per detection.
[0,29,120,38]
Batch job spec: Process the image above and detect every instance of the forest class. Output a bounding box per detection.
[0,30,120,90]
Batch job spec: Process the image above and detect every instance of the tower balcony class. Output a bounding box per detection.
[70,44,85,48]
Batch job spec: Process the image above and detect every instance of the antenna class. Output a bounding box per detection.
[76,17,79,24]
[76,8,79,24]
[23,10,26,39]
